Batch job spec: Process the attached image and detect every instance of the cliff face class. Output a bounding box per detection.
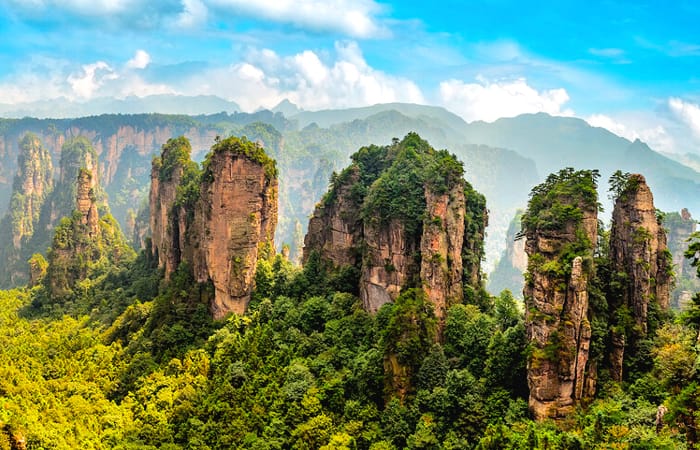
[45,154,133,299]
[303,166,363,268]
[149,136,278,318]
[0,133,53,287]
[522,169,599,420]
[608,174,672,381]
[664,208,699,309]
[149,137,190,279]
[304,133,486,322]
[361,218,420,313]
[419,183,466,319]
[192,146,278,318]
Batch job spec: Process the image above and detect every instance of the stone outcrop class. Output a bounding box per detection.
[523,168,598,420]
[191,144,278,318]
[76,169,99,237]
[304,166,363,269]
[664,208,699,309]
[303,133,487,322]
[149,136,278,318]
[45,150,133,299]
[608,174,672,381]
[361,218,420,313]
[149,137,189,279]
[38,136,100,238]
[419,184,466,319]
[0,133,53,287]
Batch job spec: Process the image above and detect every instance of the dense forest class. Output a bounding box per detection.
[1,129,700,450]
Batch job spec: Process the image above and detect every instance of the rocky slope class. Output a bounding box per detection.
[522,169,599,420]
[304,133,487,322]
[607,173,672,381]
[149,136,278,318]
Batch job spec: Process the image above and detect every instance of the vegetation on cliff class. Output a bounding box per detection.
[307,133,489,317]
[0,133,53,287]
[0,124,700,447]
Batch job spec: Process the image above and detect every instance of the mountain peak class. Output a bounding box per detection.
[271,99,301,116]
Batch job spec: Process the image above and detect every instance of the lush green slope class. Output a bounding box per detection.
[0,251,692,449]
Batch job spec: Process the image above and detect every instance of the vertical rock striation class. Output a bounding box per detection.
[148,136,278,318]
[664,208,699,309]
[149,137,190,279]
[608,174,672,381]
[522,168,599,420]
[191,141,278,318]
[303,133,487,323]
[0,133,53,287]
[304,166,363,269]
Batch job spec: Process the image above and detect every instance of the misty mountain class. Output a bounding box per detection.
[463,112,700,216]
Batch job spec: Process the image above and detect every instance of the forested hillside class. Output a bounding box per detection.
[1,132,700,449]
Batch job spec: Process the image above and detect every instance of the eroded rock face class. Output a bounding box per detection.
[303,134,486,323]
[76,169,99,237]
[665,208,699,309]
[148,136,278,318]
[303,166,363,268]
[0,133,53,287]
[608,174,672,381]
[192,150,278,318]
[419,184,466,319]
[149,139,187,279]
[523,169,598,421]
[361,218,419,313]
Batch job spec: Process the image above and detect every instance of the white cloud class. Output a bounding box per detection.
[208,0,386,38]
[175,0,208,28]
[586,113,674,153]
[67,61,117,98]
[5,0,135,15]
[669,98,700,140]
[181,41,424,111]
[4,0,387,36]
[438,77,572,123]
[126,50,151,69]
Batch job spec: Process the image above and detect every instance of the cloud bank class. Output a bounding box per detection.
[439,77,573,122]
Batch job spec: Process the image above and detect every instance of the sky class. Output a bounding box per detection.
[1,0,700,154]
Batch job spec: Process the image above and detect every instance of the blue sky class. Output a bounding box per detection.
[1,0,699,153]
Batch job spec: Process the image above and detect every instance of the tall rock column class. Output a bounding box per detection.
[303,134,487,324]
[149,137,191,279]
[0,133,53,287]
[522,168,599,420]
[191,137,278,318]
[608,173,672,381]
[420,183,466,320]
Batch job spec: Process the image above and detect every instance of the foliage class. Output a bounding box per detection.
[205,134,278,179]
[521,167,600,234]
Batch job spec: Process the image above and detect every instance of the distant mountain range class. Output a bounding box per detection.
[0,94,240,118]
